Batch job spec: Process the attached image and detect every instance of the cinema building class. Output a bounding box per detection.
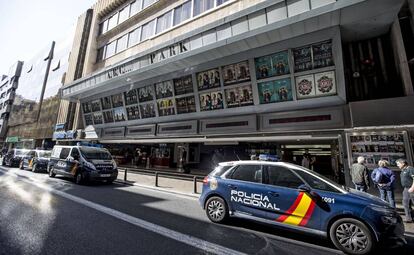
[59,0,414,187]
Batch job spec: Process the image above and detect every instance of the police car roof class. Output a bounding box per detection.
[219,160,295,167]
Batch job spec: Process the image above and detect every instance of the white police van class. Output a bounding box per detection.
[48,143,118,184]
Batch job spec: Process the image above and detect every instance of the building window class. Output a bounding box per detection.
[128,27,141,46]
[130,0,143,16]
[143,0,157,9]
[141,19,156,41]
[105,41,116,58]
[156,10,172,34]
[116,34,128,53]
[118,6,130,24]
[173,1,191,26]
[96,47,106,62]
[216,0,229,6]
[193,0,215,17]
[99,20,108,35]
[107,13,119,31]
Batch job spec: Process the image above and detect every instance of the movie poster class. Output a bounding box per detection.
[295,75,316,99]
[82,102,92,113]
[225,85,254,108]
[315,71,336,96]
[101,96,112,110]
[176,96,196,114]
[258,78,293,104]
[124,89,138,105]
[140,103,156,118]
[312,40,334,69]
[255,55,272,80]
[174,75,193,95]
[155,80,174,99]
[126,105,140,120]
[113,107,127,122]
[138,85,155,103]
[197,68,220,91]
[111,93,124,108]
[255,51,289,80]
[157,99,175,117]
[91,100,101,112]
[84,114,93,125]
[93,112,103,125]
[293,45,312,72]
[211,91,224,110]
[223,61,251,85]
[103,110,114,123]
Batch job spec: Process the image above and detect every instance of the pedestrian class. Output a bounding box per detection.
[396,159,414,223]
[350,156,370,192]
[301,154,311,169]
[371,160,396,208]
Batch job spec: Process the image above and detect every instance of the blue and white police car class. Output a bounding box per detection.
[199,161,405,255]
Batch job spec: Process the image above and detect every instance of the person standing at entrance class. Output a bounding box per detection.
[350,156,370,192]
[371,160,396,208]
[396,159,414,223]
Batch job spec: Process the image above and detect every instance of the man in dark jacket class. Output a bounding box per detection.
[350,156,370,192]
[397,159,414,223]
[371,160,396,208]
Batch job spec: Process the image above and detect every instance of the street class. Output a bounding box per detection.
[0,166,413,255]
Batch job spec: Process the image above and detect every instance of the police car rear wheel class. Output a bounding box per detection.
[330,218,373,255]
[206,197,228,223]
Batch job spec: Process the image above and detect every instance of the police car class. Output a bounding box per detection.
[199,161,405,255]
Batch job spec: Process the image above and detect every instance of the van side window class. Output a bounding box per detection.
[59,148,71,159]
[71,148,80,160]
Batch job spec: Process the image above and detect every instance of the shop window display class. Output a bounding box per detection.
[196,68,220,91]
[103,110,114,123]
[199,91,224,111]
[126,105,140,120]
[111,93,124,108]
[222,61,251,86]
[176,96,196,114]
[84,114,93,126]
[101,96,112,110]
[155,81,174,99]
[138,85,155,102]
[258,78,293,104]
[254,51,289,80]
[124,89,138,105]
[140,103,156,118]
[225,84,254,108]
[93,112,103,125]
[174,75,193,95]
[157,99,175,117]
[91,100,101,112]
[82,102,92,113]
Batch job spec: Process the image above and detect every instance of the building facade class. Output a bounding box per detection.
[59,0,414,188]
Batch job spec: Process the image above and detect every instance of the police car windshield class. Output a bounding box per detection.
[38,151,51,158]
[80,147,112,160]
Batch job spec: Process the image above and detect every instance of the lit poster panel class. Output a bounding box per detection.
[138,85,155,102]
[176,96,196,114]
[157,99,175,117]
[101,96,112,110]
[295,71,336,99]
[254,51,289,80]
[82,102,92,113]
[258,78,293,104]
[293,45,312,72]
[91,100,101,112]
[84,114,93,126]
[174,75,193,95]
[93,112,103,125]
[111,93,124,108]
[199,91,224,111]
[225,85,254,108]
[155,81,173,99]
[126,105,140,120]
[124,89,138,106]
[103,110,114,123]
[312,40,334,69]
[114,107,127,122]
[140,103,156,119]
[196,68,220,91]
[222,61,251,86]
[9,43,53,126]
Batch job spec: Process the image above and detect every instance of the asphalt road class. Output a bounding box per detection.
[0,166,412,255]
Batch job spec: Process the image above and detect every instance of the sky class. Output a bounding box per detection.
[0,0,97,75]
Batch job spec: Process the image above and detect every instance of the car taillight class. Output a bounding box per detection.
[203,176,209,184]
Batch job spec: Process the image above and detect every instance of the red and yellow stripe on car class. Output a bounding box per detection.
[276,192,316,226]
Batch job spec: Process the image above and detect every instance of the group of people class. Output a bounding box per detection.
[351,156,414,223]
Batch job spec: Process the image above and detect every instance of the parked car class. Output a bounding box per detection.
[199,161,405,255]
[1,149,32,167]
[48,144,118,184]
[20,149,52,172]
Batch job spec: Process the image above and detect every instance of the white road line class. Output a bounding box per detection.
[0,168,245,255]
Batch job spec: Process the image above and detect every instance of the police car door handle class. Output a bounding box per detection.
[268,191,279,197]
[228,184,238,190]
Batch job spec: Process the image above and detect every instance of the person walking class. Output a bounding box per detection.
[371,160,396,208]
[350,156,370,192]
[396,159,414,223]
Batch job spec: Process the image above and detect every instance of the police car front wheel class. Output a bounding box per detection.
[330,218,374,255]
[205,197,228,223]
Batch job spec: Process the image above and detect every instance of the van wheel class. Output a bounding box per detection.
[49,167,56,178]
[19,161,24,170]
[75,172,84,185]
[32,164,37,173]
[330,218,374,255]
[205,196,229,223]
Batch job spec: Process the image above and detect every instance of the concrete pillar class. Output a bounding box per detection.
[391,18,414,96]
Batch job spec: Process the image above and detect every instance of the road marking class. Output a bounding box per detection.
[0,168,245,255]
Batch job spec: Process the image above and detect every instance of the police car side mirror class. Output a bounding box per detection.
[298,184,311,193]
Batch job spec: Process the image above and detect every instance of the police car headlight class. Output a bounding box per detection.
[84,161,96,171]
[368,205,398,224]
